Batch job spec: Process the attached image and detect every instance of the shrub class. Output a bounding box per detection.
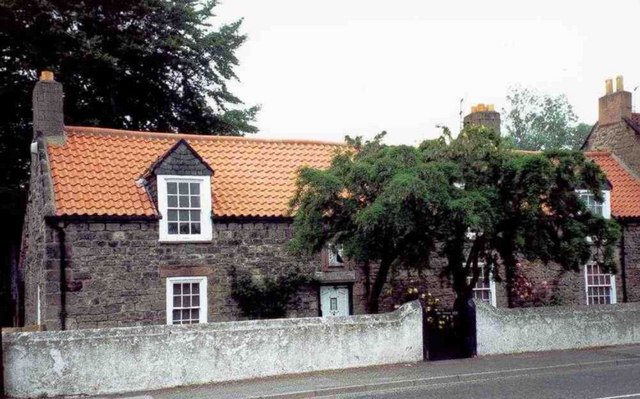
[229,267,312,319]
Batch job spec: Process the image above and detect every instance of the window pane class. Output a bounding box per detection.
[168,195,178,207]
[182,309,191,321]
[190,183,200,195]
[172,310,181,323]
[191,195,200,208]
[192,283,200,294]
[192,295,200,306]
[167,182,177,194]
[173,296,181,307]
[168,222,178,234]
[183,295,191,307]
[168,210,178,221]
[174,284,181,295]
[183,283,191,295]
[192,309,200,321]
[190,210,200,222]
[179,182,189,194]
[179,223,190,234]
[179,196,189,207]
[191,223,201,234]
[179,210,189,222]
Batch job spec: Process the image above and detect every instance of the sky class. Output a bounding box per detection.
[215,0,640,145]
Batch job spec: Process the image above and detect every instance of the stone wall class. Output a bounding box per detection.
[584,121,640,177]
[19,136,57,328]
[623,222,640,303]
[56,219,321,329]
[28,211,638,329]
[476,300,640,355]
[3,301,423,398]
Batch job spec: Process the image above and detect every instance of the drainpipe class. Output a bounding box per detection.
[48,221,67,330]
[620,224,628,303]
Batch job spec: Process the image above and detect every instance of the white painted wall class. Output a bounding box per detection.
[2,301,423,398]
[476,300,640,355]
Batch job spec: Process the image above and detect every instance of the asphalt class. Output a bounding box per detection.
[98,345,640,399]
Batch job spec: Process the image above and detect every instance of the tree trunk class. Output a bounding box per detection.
[368,257,392,314]
[500,243,518,308]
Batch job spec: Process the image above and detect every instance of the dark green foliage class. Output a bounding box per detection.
[0,0,257,324]
[503,87,592,150]
[290,126,620,310]
[229,267,312,319]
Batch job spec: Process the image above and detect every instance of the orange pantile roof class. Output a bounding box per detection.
[47,129,640,219]
[48,127,344,217]
[584,151,640,218]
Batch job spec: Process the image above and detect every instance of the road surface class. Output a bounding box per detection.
[333,357,640,399]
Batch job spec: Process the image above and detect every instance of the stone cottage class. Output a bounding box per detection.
[17,72,640,330]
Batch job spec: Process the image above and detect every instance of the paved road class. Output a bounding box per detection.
[332,359,640,399]
[104,345,640,399]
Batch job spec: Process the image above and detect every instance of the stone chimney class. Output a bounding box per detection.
[32,70,64,141]
[463,103,501,134]
[598,75,631,126]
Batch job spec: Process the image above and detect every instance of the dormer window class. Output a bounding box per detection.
[577,190,611,219]
[158,175,212,242]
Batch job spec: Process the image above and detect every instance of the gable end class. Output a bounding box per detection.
[148,139,213,177]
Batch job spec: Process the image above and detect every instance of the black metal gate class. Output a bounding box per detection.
[423,301,476,361]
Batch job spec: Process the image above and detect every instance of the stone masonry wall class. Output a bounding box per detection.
[584,121,640,177]
[623,222,640,303]
[19,136,57,328]
[46,216,636,329]
[55,219,321,329]
[27,212,639,329]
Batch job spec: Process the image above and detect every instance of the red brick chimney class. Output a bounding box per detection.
[32,70,64,141]
[598,76,632,126]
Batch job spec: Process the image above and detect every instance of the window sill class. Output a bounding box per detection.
[159,237,212,244]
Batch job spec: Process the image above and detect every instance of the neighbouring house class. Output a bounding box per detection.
[16,72,640,331]
[582,76,640,175]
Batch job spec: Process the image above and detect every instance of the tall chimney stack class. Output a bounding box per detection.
[32,70,64,141]
[598,75,631,126]
[463,103,501,134]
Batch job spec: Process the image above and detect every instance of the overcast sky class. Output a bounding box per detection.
[216,0,640,145]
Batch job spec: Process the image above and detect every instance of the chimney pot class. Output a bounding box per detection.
[616,75,624,92]
[40,70,54,81]
[605,79,613,95]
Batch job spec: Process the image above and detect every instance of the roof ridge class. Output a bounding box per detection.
[583,150,611,156]
[64,126,346,147]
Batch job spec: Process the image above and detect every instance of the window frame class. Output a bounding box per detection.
[584,262,617,305]
[469,264,497,307]
[576,189,611,219]
[327,244,345,267]
[166,276,208,325]
[157,175,213,242]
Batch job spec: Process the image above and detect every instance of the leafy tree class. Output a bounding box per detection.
[0,0,257,324]
[289,133,452,313]
[437,127,619,308]
[503,87,591,151]
[290,127,620,312]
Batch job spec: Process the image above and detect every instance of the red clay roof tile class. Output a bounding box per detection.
[47,127,640,219]
[584,151,640,218]
[48,127,343,217]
